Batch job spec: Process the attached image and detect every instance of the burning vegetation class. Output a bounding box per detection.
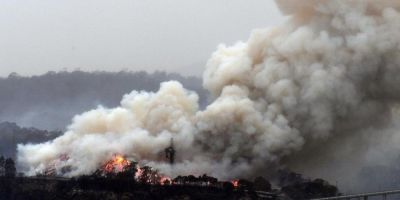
[16,1,400,193]
[11,0,400,198]
[0,158,340,200]
[102,155,131,174]
[13,131,339,199]
[94,155,218,187]
[10,154,336,199]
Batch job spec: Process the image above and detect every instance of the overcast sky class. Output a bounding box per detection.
[0,0,284,77]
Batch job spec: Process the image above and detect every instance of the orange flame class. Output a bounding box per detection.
[160,176,172,185]
[103,155,130,173]
[231,180,239,188]
[101,155,172,185]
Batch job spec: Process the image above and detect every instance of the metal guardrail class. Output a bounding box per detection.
[311,189,400,200]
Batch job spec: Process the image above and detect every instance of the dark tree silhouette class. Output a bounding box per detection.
[237,179,254,191]
[173,175,184,184]
[282,178,339,199]
[4,158,16,177]
[278,169,307,187]
[0,122,61,159]
[117,161,137,180]
[199,174,218,185]
[138,166,153,184]
[253,176,271,192]
[149,169,161,184]
[0,155,5,176]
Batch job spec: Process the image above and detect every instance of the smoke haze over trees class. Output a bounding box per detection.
[5,0,400,195]
[14,1,400,194]
[0,71,207,130]
[0,122,61,158]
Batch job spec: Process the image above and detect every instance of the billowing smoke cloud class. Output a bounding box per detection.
[17,0,400,187]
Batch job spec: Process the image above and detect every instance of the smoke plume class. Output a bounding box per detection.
[0,71,206,130]
[17,0,400,189]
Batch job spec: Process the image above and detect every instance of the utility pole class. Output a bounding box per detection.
[165,138,175,165]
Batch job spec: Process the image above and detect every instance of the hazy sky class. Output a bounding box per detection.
[0,0,284,77]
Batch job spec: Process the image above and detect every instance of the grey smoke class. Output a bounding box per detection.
[16,0,400,193]
[0,122,61,159]
[0,71,207,130]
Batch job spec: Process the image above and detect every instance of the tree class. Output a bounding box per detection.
[173,175,184,184]
[281,178,339,199]
[4,158,16,177]
[199,174,218,185]
[278,169,306,187]
[253,176,271,192]
[238,179,254,191]
[117,161,137,180]
[0,156,5,176]
[138,166,153,184]
[149,169,161,184]
[222,181,234,192]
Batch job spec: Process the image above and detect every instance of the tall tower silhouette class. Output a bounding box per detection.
[165,138,175,165]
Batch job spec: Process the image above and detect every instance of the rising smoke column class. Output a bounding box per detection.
[18,0,400,182]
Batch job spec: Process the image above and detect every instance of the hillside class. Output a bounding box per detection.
[0,71,208,130]
[0,122,61,158]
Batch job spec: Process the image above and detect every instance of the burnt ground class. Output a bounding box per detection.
[0,177,256,200]
[0,170,339,200]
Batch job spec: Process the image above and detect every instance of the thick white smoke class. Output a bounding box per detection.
[17,0,400,185]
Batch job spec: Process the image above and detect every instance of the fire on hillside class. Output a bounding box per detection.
[103,155,130,173]
[99,155,250,188]
[25,153,339,199]
[97,154,173,185]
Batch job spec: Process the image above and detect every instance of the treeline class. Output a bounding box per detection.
[83,161,242,190]
[0,155,339,200]
[76,161,338,199]
[0,156,16,177]
[0,70,208,130]
[68,163,272,199]
[277,170,339,199]
[0,122,61,158]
